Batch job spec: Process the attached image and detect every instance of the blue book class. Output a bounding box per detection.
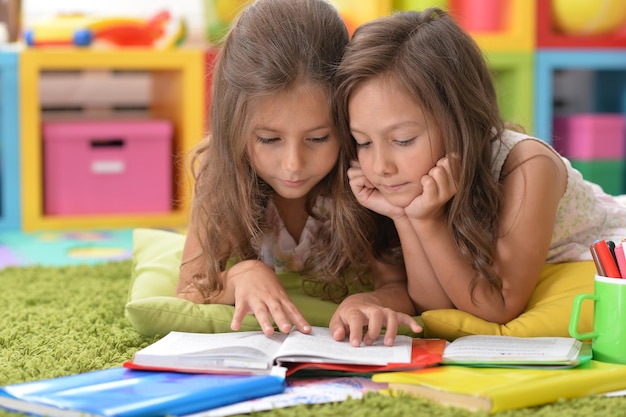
[0,367,286,417]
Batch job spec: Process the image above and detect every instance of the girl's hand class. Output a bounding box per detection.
[406,156,457,220]
[228,260,311,336]
[329,293,422,347]
[348,161,404,218]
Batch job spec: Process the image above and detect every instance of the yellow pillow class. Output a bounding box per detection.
[421,261,596,340]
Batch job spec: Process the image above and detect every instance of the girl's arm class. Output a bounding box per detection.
[177,212,243,306]
[329,258,422,347]
[408,141,567,323]
[393,215,454,312]
[226,260,311,335]
[177,224,209,304]
[346,159,451,318]
[177,218,311,335]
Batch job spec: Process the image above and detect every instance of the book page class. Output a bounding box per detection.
[133,331,288,370]
[275,327,412,366]
[442,335,582,364]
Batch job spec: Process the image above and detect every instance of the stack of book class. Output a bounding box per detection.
[2,327,626,416]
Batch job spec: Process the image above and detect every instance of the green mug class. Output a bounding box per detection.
[569,275,626,364]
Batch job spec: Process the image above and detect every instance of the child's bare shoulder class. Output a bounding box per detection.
[503,138,565,179]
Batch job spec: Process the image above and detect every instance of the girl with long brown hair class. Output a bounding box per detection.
[177,0,421,346]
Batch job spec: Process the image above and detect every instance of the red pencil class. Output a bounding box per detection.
[615,242,626,278]
[592,240,622,278]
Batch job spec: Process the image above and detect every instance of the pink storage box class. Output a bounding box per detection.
[43,120,173,215]
[553,114,626,160]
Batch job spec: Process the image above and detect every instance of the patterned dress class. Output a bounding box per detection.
[491,129,626,262]
[257,197,331,272]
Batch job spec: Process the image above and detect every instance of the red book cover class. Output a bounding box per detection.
[282,338,446,376]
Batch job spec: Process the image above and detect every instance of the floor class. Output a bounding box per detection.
[0,228,134,268]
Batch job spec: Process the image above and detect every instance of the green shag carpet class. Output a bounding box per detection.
[2,260,626,417]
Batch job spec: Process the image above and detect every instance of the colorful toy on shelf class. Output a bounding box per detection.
[204,0,253,44]
[23,10,186,48]
[203,0,391,44]
[552,0,626,36]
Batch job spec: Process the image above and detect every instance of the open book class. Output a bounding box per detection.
[441,335,590,368]
[124,326,443,375]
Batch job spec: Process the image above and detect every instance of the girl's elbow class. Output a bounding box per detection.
[489,311,519,324]
[469,286,529,323]
[475,302,526,324]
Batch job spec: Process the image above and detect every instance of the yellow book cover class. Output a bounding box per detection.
[372,361,626,413]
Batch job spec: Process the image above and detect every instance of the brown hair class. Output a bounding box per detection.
[335,8,505,297]
[185,0,388,302]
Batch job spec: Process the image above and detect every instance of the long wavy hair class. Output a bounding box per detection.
[334,8,506,298]
[185,0,392,302]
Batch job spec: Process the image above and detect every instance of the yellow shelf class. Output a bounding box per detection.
[19,48,205,231]
[468,0,535,52]
[397,0,535,52]
[330,0,392,28]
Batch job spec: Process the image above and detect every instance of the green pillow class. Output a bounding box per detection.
[125,228,340,337]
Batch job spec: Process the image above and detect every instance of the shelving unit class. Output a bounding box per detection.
[534,50,626,144]
[531,2,626,195]
[456,0,535,132]
[536,0,626,49]
[19,49,205,231]
[10,1,626,231]
[395,0,626,195]
[330,0,391,32]
[486,51,534,132]
[397,0,535,131]
[448,0,535,52]
[0,49,20,230]
[535,50,626,195]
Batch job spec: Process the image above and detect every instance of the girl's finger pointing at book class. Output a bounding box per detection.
[230,303,250,331]
[363,312,386,346]
[399,314,423,334]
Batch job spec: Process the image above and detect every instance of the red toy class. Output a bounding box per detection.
[24,10,185,48]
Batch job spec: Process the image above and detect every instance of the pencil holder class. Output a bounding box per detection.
[569,274,626,364]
